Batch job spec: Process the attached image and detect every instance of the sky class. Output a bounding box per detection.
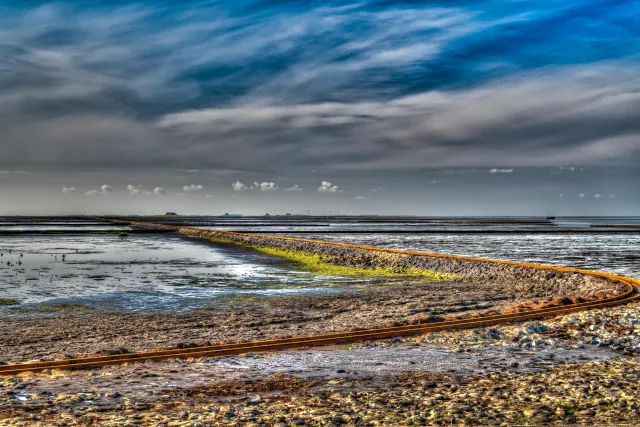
[0,0,639,215]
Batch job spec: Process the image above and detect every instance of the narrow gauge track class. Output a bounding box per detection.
[2,223,639,377]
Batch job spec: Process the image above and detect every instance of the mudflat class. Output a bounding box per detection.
[0,263,621,362]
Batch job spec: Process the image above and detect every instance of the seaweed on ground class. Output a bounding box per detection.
[204,234,458,280]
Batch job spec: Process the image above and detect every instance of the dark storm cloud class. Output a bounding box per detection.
[0,0,639,173]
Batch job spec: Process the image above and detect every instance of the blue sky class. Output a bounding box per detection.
[0,1,639,214]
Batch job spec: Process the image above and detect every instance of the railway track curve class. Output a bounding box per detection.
[1,223,638,377]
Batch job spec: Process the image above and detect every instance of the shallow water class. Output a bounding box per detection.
[0,234,360,313]
[2,217,639,314]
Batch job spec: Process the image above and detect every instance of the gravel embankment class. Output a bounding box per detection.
[169,225,624,298]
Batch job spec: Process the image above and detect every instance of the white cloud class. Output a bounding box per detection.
[186,169,200,173]
[318,181,339,193]
[258,182,278,192]
[62,187,75,194]
[85,185,112,196]
[286,184,304,192]
[127,184,157,196]
[232,181,248,191]
[578,193,586,198]
[127,184,142,196]
[489,169,514,174]
[153,187,166,195]
[233,181,278,191]
[354,195,367,201]
[369,186,384,192]
[183,184,204,192]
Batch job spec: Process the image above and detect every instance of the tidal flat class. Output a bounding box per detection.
[2,216,640,425]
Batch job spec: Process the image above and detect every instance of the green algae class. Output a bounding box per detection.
[0,298,19,306]
[205,235,459,280]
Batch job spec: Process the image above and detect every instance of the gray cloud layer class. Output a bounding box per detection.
[1,4,638,174]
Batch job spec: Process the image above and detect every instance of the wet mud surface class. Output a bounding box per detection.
[0,263,623,363]
[0,286,529,361]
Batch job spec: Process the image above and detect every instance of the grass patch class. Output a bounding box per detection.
[0,298,19,306]
[207,236,458,280]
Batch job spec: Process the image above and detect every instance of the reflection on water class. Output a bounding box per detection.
[0,234,358,313]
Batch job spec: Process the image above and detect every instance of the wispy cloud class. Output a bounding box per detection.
[0,0,638,176]
[161,63,640,171]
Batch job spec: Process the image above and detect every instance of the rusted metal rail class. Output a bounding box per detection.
[1,222,639,377]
